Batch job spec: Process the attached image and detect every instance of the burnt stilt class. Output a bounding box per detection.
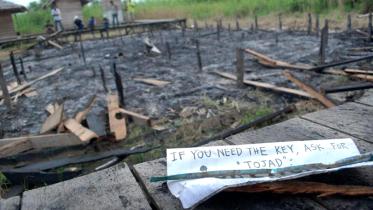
[236,48,244,87]
[0,63,11,110]
[10,51,21,85]
[195,39,202,72]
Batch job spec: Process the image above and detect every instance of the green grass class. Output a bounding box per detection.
[241,106,273,125]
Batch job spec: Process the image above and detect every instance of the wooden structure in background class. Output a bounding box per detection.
[0,0,26,40]
[47,0,89,29]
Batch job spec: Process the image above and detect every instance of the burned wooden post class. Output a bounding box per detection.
[0,64,12,110]
[79,33,87,65]
[166,41,171,60]
[319,19,329,64]
[19,57,27,80]
[193,19,199,33]
[236,48,244,87]
[307,13,312,35]
[316,14,320,37]
[10,51,21,85]
[278,13,282,32]
[216,20,220,41]
[182,23,185,37]
[368,13,372,42]
[347,13,352,33]
[195,39,203,72]
[236,18,240,31]
[99,65,108,93]
[112,62,125,107]
[205,21,208,29]
[255,15,258,31]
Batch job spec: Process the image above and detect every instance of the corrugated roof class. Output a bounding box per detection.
[0,0,26,13]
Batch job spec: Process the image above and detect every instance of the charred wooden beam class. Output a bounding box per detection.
[0,63,11,110]
[254,15,258,31]
[311,55,373,72]
[236,48,245,87]
[195,39,203,72]
[112,62,125,107]
[278,14,282,32]
[347,13,352,33]
[307,13,312,35]
[316,14,320,36]
[283,70,335,108]
[10,51,21,85]
[321,82,373,93]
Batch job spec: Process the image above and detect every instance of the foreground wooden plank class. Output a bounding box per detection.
[75,95,97,123]
[0,196,20,210]
[40,104,64,134]
[64,119,98,142]
[107,94,127,141]
[0,133,83,158]
[21,163,151,210]
[344,69,373,75]
[118,108,151,126]
[301,102,373,143]
[134,78,171,87]
[283,70,335,108]
[214,71,313,98]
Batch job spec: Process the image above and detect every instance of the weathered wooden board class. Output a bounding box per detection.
[301,102,373,143]
[356,89,373,106]
[21,163,151,210]
[133,140,325,210]
[40,104,64,134]
[134,78,171,87]
[0,196,20,210]
[64,119,98,142]
[107,94,127,140]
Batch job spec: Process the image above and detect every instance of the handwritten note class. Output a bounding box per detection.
[166,138,373,209]
[167,139,359,176]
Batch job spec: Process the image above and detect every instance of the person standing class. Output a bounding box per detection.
[110,1,119,27]
[100,17,110,39]
[51,4,64,31]
[88,16,96,38]
[74,16,84,42]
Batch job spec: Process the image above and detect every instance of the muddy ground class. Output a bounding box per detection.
[0,26,371,180]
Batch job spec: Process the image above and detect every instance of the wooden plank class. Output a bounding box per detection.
[324,69,373,82]
[134,78,171,87]
[0,68,64,99]
[0,133,83,148]
[118,108,151,126]
[40,104,64,134]
[345,69,373,75]
[283,70,335,108]
[0,139,32,158]
[74,95,97,123]
[107,94,127,141]
[45,103,55,114]
[244,48,311,70]
[0,196,20,210]
[301,102,373,143]
[21,163,151,210]
[213,71,313,98]
[356,89,373,106]
[64,119,98,142]
[48,40,63,50]
[133,140,325,210]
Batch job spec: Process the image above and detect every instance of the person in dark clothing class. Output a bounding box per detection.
[100,17,110,39]
[74,16,84,42]
[88,16,96,38]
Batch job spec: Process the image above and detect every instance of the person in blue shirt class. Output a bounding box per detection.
[88,16,96,38]
[100,17,110,39]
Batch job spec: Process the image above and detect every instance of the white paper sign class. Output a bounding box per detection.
[166,139,373,209]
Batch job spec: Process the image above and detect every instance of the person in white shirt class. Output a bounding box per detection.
[51,4,64,31]
[110,1,119,27]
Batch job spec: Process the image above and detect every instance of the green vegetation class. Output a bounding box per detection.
[0,172,8,196]
[11,0,372,35]
[241,106,273,125]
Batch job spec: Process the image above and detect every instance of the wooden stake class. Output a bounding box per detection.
[19,57,27,80]
[347,13,352,33]
[112,62,125,107]
[368,13,372,42]
[99,65,108,93]
[319,20,329,64]
[0,64,11,110]
[216,20,220,41]
[307,13,312,35]
[316,14,320,37]
[283,70,335,108]
[79,34,86,65]
[10,51,21,85]
[255,15,258,31]
[236,18,240,31]
[236,48,244,87]
[195,39,203,72]
[166,41,171,60]
[278,14,282,32]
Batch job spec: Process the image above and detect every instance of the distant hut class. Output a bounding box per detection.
[0,0,26,39]
[47,0,90,29]
[101,0,124,25]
